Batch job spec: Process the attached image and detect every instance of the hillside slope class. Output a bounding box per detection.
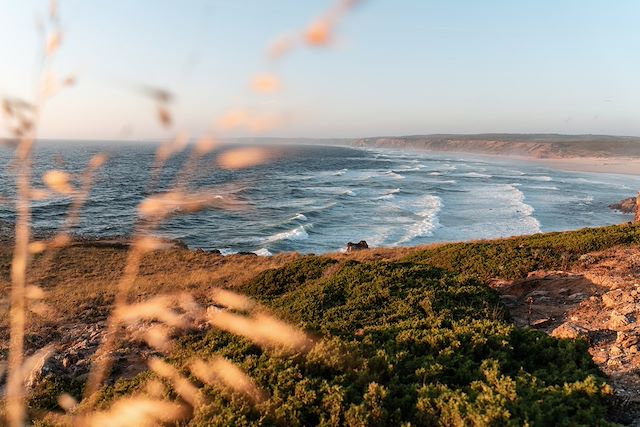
[353,134,640,159]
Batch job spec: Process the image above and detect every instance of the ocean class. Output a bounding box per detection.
[0,142,638,255]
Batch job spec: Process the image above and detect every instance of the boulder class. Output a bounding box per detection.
[551,322,588,340]
[608,312,631,330]
[616,331,639,349]
[346,240,369,252]
[609,197,637,214]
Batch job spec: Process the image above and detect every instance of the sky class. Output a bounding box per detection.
[0,0,639,140]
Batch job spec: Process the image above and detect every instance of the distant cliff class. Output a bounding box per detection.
[352,134,640,158]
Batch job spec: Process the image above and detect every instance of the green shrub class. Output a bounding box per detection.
[87,259,612,426]
[243,256,338,300]
[406,223,640,280]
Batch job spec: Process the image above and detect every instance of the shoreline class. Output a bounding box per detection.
[499,154,640,176]
[358,145,640,176]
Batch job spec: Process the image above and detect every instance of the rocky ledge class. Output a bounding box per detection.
[492,247,640,425]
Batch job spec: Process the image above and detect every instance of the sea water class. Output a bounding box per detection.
[0,142,638,254]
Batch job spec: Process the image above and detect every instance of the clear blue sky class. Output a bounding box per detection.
[1,0,639,139]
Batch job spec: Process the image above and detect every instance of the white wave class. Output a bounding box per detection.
[218,248,237,256]
[429,172,442,176]
[333,168,348,176]
[493,184,541,233]
[529,185,559,191]
[463,172,492,178]
[341,189,356,197]
[396,195,443,244]
[385,171,405,179]
[254,248,273,256]
[579,195,594,204]
[291,213,308,221]
[528,175,553,182]
[261,225,309,244]
[376,188,401,200]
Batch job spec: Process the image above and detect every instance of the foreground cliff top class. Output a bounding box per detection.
[2,223,640,425]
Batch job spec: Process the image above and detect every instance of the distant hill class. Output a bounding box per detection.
[352,133,640,158]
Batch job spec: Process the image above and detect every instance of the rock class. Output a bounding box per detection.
[607,358,622,368]
[499,294,518,307]
[237,251,258,256]
[629,345,639,355]
[531,318,551,327]
[567,292,586,301]
[608,312,631,330]
[24,347,56,391]
[578,254,597,265]
[592,353,608,364]
[209,249,222,255]
[346,240,369,252]
[528,290,549,297]
[610,345,623,356]
[616,331,639,348]
[601,292,617,308]
[602,290,632,308]
[619,304,637,315]
[558,288,570,296]
[609,197,637,214]
[551,323,588,340]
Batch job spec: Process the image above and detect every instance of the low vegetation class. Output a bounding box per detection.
[11,223,640,425]
[406,223,640,280]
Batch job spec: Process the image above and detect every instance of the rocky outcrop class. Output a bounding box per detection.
[609,197,638,215]
[346,240,369,252]
[492,247,640,423]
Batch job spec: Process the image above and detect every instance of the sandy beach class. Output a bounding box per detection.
[535,156,640,176]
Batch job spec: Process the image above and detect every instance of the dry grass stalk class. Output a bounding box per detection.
[148,357,204,409]
[114,295,186,328]
[217,147,270,170]
[190,357,266,403]
[1,1,361,424]
[57,393,78,412]
[74,397,189,427]
[42,169,74,195]
[251,73,281,94]
[6,133,35,427]
[211,288,255,312]
[207,310,312,353]
[82,246,144,401]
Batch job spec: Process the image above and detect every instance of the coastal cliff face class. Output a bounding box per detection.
[352,134,640,159]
